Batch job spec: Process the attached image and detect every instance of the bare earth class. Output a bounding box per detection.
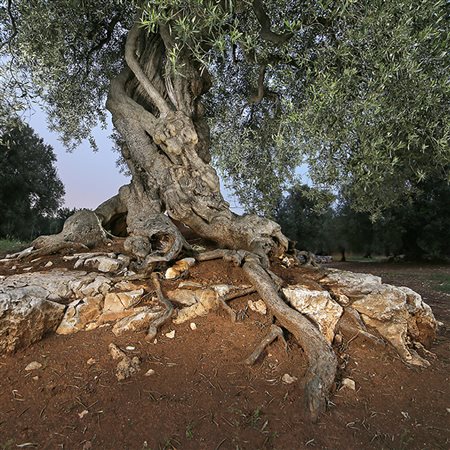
[0,259,449,450]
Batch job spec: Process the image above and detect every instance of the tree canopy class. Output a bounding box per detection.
[1,0,449,215]
[0,120,65,239]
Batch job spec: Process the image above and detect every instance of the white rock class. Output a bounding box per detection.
[145,369,155,376]
[25,361,42,371]
[86,358,96,365]
[23,267,32,272]
[320,270,382,297]
[84,256,121,273]
[190,322,197,330]
[165,330,176,339]
[341,378,356,390]
[44,261,53,268]
[282,373,297,384]
[126,346,135,351]
[282,285,343,343]
[212,284,232,297]
[248,299,267,315]
[167,289,198,306]
[78,410,89,419]
[112,308,161,336]
[0,278,66,354]
[56,296,103,335]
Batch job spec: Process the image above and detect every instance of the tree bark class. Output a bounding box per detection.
[101,23,288,266]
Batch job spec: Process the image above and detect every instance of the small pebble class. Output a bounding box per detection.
[165,330,176,339]
[44,261,53,267]
[25,361,42,371]
[23,267,32,272]
[282,373,298,384]
[190,323,197,330]
[145,369,155,376]
[32,376,39,381]
[341,377,356,390]
[78,410,89,419]
[126,346,135,351]
[86,358,96,366]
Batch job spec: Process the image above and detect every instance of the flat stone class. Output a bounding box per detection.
[282,373,297,384]
[167,289,198,306]
[341,378,356,390]
[56,296,103,335]
[112,308,161,336]
[25,361,42,371]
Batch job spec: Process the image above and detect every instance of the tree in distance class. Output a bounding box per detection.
[0,121,65,240]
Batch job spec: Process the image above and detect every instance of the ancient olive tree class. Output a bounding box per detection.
[0,0,446,419]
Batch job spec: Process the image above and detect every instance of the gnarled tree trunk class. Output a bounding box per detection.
[99,23,288,267]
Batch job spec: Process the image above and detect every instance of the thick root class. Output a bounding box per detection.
[146,272,174,341]
[243,260,337,422]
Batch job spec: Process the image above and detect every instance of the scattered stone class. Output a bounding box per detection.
[109,344,141,380]
[283,285,343,343]
[78,410,89,419]
[173,289,218,324]
[341,378,356,390]
[190,322,197,330]
[25,361,42,371]
[116,356,140,381]
[109,343,125,360]
[126,346,135,351]
[86,358,96,365]
[165,330,176,339]
[44,261,53,268]
[212,284,232,296]
[282,373,298,384]
[32,376,39,381]
[23,267,32,271]
[165,257,196,279]
[145,369,155,376]
[84,256,122,273]
[248,299,267,315]
[103,289,144,313]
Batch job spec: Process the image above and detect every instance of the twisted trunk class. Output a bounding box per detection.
[98,24,287,267]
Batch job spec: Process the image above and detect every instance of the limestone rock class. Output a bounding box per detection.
[109,343,140,380]
[167,289,198,306]
[248,299,267,315]
[341,378,356,390]
[112,307,162,336]
[56,296,103,335]
[0,286,65,354]
[320,269,382,298]
[399,286,437,347]
[282,285,343,343]
[25,361,43,371]
[165,257,196,279]
[103,289,144,313]
[351,285,432,366]
[84,256,122,273]
[282,373,297,384]
[173,289,218,324]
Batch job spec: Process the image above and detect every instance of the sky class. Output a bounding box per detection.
[25,107,245,214]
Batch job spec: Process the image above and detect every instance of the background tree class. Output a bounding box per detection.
[0,121,65,240]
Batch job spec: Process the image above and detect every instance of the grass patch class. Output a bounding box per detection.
[0,238,30,256]
[429,273,450,294]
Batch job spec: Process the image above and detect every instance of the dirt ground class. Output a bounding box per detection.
[0,258,449,450]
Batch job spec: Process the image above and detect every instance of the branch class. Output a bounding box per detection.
[252,0,293,45]
[249,65,266,104]
[0,0,18,51]
[125,22,171,116]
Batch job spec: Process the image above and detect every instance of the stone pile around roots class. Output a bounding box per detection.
[1,250,437,366]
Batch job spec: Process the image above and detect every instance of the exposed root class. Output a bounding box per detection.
[146,272,174,341]
[245,324,284,365]
[217,298,237,322]
[19,242,90,260]
[223,287,256,302]
[242,260,337,422]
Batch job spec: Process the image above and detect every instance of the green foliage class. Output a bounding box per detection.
[1,0,448,216]
[0,121,65,240]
